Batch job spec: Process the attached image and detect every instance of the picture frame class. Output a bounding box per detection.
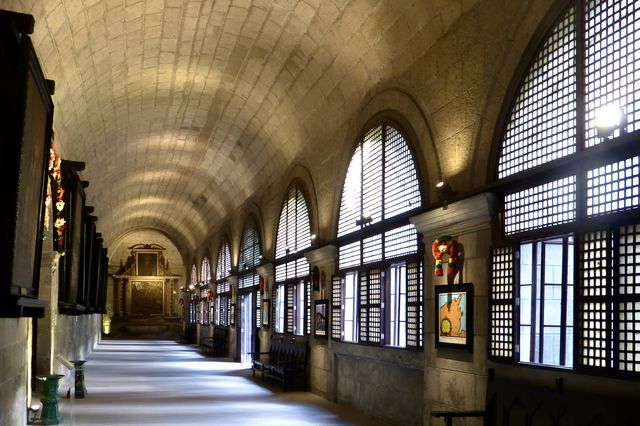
[1,16,53,317]
[230,303,236,326]
[314,299,329,338]
[137,252,158,276]
[262,299,270,327]
[435,283,473,351]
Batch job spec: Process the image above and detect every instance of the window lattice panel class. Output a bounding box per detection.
[406,261,423,348]
[331,276,342,340]
[578,230,613,370]
[491,247,514,300]
[359,274,368,342]
[275,258,309,282]
[490,247,514,359]
[201,258,211,284]
[306,280,311,335]
[191,265,198,286]
[578,301,610,368]
[275,185,311,259]
[498,7,576,179]
[286,283,294,333]
[618,224,640,373]
[587,156,640,216]
[275,263,286,282]
[385,225,418,259]
[338,124,422,237]
[239,272,259,289]
[362,234,383,265]
[504,176,576,234]
[618,300,640,372]
[216,241,231,280]
[239,223,261,270]
[339,241,361,269]
[362,127,383,228]
[620,224,640,295]
[491,305,513,358]
[581,231,611,297]
[585,0,640,147]
[384,126,421,217]
[368,270,382,343]
[256,291,261,328]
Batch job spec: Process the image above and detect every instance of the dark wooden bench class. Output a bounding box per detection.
[251,337,308,391]
[431,369,636,426]
[199,327,229,357]
[200,336,215,355]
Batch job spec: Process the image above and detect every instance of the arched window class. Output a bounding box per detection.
[189,264,198,324]
[201,257,211,284]
[491,2,640,376]
[238,220,263,328]
[199,257,211,325]
[274,185,312,335]
[216,240,231,280]
[214,240,232,326]
[333,123,424,349]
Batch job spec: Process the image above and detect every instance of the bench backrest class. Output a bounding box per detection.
[269,339,308,366]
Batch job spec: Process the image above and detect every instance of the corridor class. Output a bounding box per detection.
[56,340,383,426]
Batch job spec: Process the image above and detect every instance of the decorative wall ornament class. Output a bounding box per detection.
[48,143,65,253]
[431,236,459,276]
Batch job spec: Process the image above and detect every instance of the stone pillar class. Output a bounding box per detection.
[256,263,274,353]
[410,193,495,424]
[226,275,239,360]
[36,251,58,377]
[304,245,337,401]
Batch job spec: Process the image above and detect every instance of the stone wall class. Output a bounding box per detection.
[0,318,30,426]
[333,343,424,426]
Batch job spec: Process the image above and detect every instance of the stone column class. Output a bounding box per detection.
[304,245,337,401]
[226,275,239,360]
[256,263,274,353]
[36,251,57,377]
[410,193,495,424]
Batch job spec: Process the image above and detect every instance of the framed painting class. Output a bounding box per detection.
[137,252,158,276]
[262,299,270,327]
[314,299,329,338]
[1,14,52,317]
[435,283,473,351]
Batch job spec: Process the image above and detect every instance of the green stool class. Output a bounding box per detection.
[71,360,88,398]
[36,374,64,425]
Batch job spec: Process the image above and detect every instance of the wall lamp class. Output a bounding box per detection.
[435,181,456,203]
[595,104,626,139]
[355,212,372,227]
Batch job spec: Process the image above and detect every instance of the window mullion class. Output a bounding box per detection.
[538,242,546,364]
[560,236,569,366]
[611,226,619,372]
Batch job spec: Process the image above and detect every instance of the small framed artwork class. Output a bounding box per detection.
[435,283,473,351]
[314,299,329,338]
[262,299,270,327]
[230,304,236,326]
[137,252,158,276]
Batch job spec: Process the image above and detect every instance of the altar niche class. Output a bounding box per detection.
[112,244,180,321]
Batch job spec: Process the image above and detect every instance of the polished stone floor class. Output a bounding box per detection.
[56,340,384,426]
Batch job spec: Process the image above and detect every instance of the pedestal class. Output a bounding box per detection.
[36,374,64,425]
[72,360,88,398]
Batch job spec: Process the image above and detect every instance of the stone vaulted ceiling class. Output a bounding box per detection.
[4,0,452,261]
